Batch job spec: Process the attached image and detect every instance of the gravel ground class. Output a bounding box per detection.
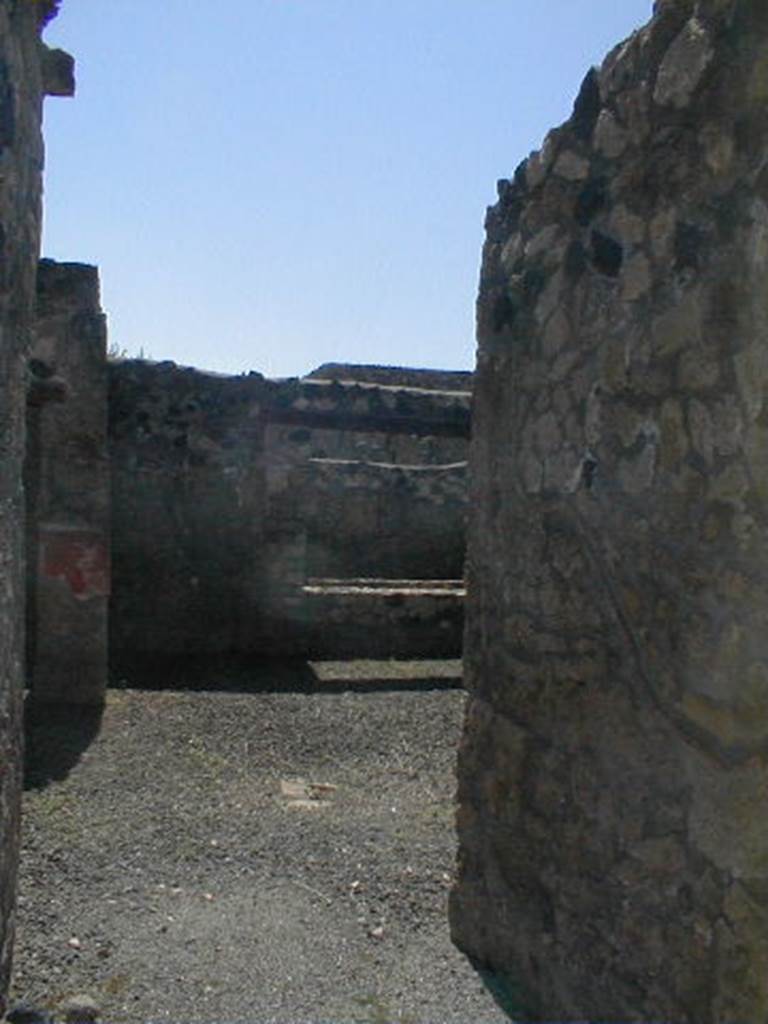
[11,660,508,1024]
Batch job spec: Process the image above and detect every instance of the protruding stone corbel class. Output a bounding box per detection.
[40,44,75,98]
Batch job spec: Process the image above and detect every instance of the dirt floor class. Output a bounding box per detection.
[11,659,509,1023]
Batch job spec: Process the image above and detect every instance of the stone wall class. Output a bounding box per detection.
[109,359,470,662]
[0,0,68,1007]
[268,375,470,437]
[258,455,467,658]
[451,1,768,1020]
[26,260,109,704]
[305,362,473,393]
[109,361,267,660]
[263,420,467,467]
[300,457,466,580]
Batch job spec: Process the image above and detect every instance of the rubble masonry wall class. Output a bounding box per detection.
[108,359,469,661]
[0,0,64,1005]
[451,1,768,1020]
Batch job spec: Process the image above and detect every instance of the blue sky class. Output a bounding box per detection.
[42,1,652,378]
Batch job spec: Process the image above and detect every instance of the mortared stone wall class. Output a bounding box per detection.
[452,1,768,1020]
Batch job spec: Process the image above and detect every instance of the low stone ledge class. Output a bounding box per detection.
[304,579,464,659]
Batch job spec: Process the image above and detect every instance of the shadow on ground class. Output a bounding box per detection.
[24,656,463,789]
[24,699,104,790]
[109,654,464,694]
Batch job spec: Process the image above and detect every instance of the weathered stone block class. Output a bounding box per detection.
[40,45,74,97]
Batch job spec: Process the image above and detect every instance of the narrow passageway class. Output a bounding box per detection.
[13,661,506,1023]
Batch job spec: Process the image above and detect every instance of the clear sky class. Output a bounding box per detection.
[42,1,652,379]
